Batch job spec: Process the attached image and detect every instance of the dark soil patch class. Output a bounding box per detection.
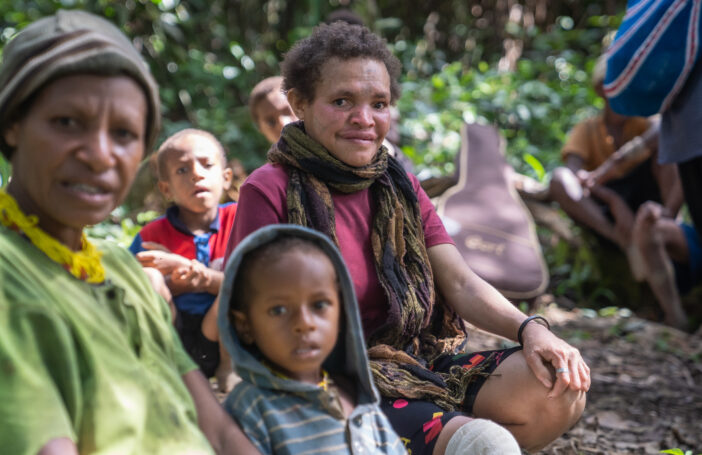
[466,306,702,455]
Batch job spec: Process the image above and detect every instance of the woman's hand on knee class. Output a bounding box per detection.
[521,322,591,397]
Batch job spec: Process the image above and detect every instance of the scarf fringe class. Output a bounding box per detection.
[370,346,494,412]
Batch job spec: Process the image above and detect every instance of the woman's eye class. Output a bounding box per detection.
[53,116,78,129]
[374,101,388,110]
[268,306,287,316]
[332,99,348,107]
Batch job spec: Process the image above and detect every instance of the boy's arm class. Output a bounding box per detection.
[135,249,191,276]
[182,370,262,455]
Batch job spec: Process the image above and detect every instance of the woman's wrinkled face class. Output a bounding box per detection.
[4,74,147,242]
[288,57,391,168]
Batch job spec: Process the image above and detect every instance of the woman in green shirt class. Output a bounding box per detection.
[0,10,258,455]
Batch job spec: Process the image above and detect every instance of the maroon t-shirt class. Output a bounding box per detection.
[225,163,453,334]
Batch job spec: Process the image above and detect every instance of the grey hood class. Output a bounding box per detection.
[218,224,378,403]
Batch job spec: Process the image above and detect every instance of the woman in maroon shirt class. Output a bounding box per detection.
[227,21,589,455]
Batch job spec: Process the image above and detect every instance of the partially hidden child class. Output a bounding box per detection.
[130,128,235,380]
[218,224,406,455]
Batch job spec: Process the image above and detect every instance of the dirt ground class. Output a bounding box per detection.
[466,305,702,455]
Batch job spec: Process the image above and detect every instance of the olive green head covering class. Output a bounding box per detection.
[0,9,161,158]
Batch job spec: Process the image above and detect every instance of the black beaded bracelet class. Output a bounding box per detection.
[517,315,550,346]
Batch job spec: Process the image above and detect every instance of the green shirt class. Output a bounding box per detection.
[0,226,214,454]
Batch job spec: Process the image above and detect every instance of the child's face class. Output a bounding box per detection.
[158,134,230,214]
[234,247,341,384]
[256,91,296,144]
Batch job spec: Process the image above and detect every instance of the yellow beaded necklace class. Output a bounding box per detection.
[0,189,105,283]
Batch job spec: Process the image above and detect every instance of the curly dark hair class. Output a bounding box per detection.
[281,21,401,104]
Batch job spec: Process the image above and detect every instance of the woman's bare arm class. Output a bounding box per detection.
[427,243,590,395]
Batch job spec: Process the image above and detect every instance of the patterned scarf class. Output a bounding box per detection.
[269,122,483,411]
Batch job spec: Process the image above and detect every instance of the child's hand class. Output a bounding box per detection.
[136,250,191,275]
[170,261,223,295]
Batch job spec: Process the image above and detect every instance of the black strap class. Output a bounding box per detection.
[517,315,550,346]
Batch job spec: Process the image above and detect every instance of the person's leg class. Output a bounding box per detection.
[549,167,620,245]
[200,298,237,391]
[650,160,684,216]
[471,351,586,452]
[379,397,519,455]
[379,398,464,455]
[587,184,636,249]
[587,184,649,280]
[177,312,221,378]
[434,416,520,455]
[633,203,690,329]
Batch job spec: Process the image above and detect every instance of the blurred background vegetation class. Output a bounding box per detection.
[0,0,635,305]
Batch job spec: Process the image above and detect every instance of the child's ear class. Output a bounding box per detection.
[222,167,233,192]
[232,310,254,344]
[157,180,172,201]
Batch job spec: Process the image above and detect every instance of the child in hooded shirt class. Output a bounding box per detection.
[218,224,406,455]
[130,128,235,381]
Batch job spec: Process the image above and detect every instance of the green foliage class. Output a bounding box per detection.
[0,0,626,300]
[544,227,651,305]
[1,0,618,180]
[548,236,612,303]
[660,449,701,455]
[85,208,159,247]
[0,155,9,188]
[396,21,607,180]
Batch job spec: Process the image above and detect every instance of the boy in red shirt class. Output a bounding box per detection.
[130,128,235,383]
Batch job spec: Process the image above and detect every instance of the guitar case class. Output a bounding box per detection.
[435,123,549,300]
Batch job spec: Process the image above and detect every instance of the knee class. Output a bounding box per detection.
[548,170,568,201]
[521,389,586,451]
[548,388,586,426]
[444,419,521,455]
